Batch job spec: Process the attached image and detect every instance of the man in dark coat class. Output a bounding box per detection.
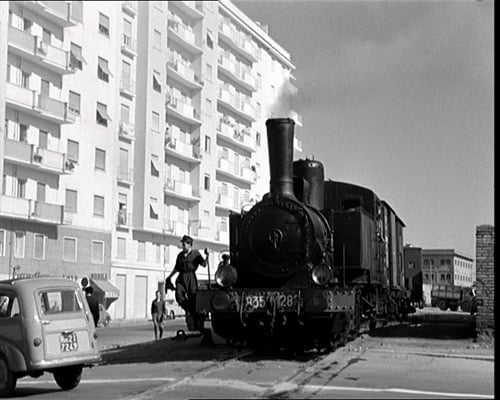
[165,235,208,331]
[84,286,100,328]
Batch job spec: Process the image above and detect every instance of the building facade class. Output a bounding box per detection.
[0,1,302,321]
[421,248,475,288]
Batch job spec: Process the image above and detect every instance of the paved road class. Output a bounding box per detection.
[10,312,495,399]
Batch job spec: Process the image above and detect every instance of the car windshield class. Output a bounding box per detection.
[38,290,83,315]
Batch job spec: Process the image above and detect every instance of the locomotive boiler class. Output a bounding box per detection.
[196,118,411,350]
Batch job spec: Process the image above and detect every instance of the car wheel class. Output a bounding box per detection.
[0,356,17,396]
[170,310,175,320]
[53,365,83,390]
[103,318,110,327]
[438,300,448,311]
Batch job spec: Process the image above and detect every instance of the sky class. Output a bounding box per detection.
[235,0,494,257]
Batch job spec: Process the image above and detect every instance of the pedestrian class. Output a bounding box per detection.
[84,286,100,328]
[151,290,166,340]
[165,235,208,331]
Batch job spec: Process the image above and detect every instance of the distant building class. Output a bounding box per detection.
[421,249,475,287]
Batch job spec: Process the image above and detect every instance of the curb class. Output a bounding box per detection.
[369,349,494,362]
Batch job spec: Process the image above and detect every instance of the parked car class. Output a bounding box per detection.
[164,299,184,320]
[0,277,101,396]
[98,304,111,327]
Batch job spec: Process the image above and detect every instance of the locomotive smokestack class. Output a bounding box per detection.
[266,118,296,198]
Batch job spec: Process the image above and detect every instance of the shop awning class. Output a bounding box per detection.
[90,279,119,299]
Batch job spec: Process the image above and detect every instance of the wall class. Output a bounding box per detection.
[475,224,494,336]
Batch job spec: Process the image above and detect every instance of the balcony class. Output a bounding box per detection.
[215,194,247,213]
[217,89,255,122]
[216,158,256,185]
[217,55,257,92]
[163,220,189,236]
[3,139,73,175]
[216,229,229,243]
[217,121,255,153]
[122,1,138,16]
[170,1,204,19]
[163,179,200,202]
[5,82,74,124]
[167,19,203,55]
[120,77,136,98]
[121,34,137,58]
[117,166,134,186]
[8,26,73,74]
[0,196,63,224]
[119,121,135,141]
[218,20,258,63]
[165,137,201,164]
[166,94,201,126]
[116,211,132,228]
[23,1,83,27]
[167,59,202,91]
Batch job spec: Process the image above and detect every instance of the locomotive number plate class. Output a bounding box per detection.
[244,292,299,311]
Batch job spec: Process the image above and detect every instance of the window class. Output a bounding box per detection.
[206,64,212,82]
[63,237,77,261]
[33,234,45,260]
[117,237,126,259]
[123,18,132,42]
[151,111,160,131]
[99,13,110,36]
[408,261,415,270]
[122,60,131,85]
[23,18,32,33]
[440,259,445,266]
[95,148,106,171]
[14,232,25,258]
[204,135,211,153]
[256,131,261,147]
[423,259,429,266]
[153,29,161,49]
[155,244,161,263]
[0,230,5,256]
[445,259,451,265]
[0,293,20,319]
[70,42,84,70]
[20,71,30,89]
[96,102,111,126]
[150,197,158,220]
[424,273,429,281]
[137,241,146,262]
[205,98,212,117]
[256,73,262,89]
[38,130,48,149]
[93,195,105,217]
[97,57,111,82]
[65,189,77,213]
[206,30,213,48]
[440,273,445,280]
[68,91,81,115]
[19,124,28,142]
[153,70,162,92]
[91,241,104,264]
[204,174,210,191]
[67,140,79,162]
[121,104,130,124]
[39,290,81,314]
[151,154,160,177]
[16,179,26,199]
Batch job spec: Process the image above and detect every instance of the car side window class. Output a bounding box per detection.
[0,293,20,319]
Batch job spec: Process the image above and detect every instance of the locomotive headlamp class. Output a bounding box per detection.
[312,263,333,286]
[215,256,238,288]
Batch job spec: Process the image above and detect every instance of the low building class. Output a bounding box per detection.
[421,249,475,288]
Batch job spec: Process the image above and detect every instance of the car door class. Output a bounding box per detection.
[36,288,95,360]
[0,291,26,368]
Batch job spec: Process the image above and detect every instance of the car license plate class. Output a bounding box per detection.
[60,333,78,352]
[245,292,299,311]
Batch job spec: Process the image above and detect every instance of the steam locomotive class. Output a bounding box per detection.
[196,118,413,350]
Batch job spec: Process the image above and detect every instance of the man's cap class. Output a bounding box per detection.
[180,235,193,245]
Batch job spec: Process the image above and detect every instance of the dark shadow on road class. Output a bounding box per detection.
[370,321,476,340]
[6,387,61,398]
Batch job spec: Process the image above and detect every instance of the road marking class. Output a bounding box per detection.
[302,384,494,399]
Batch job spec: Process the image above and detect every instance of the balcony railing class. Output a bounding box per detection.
[217,120,255,152]
[163,220,188,236]
[36,94,75,123]
[166,94,200,123]
[8,26,72,73]
[117,167,134,184]
[168,19,196,46]
[218,54,257,91]
[165,137,194,158]
[167,59,195,82]
[119,121,135,140]
[218,20,259,62]
[164,179,193,197]
[117,210,132,226]
[217,158,256,184]
[36,1,83,26]
[0,195,63,224]
[121,34,137,56]
[218,88,255,121]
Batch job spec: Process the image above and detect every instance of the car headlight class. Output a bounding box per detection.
[215,264,238,288]
[311,263,333,286]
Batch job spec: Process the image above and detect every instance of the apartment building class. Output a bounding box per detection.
[0,1,302,321]
[421,248,475,288]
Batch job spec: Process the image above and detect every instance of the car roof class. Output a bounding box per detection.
[0,276,80,291]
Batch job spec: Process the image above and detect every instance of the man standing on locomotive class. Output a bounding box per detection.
[165,235,208,331]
